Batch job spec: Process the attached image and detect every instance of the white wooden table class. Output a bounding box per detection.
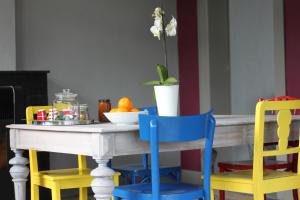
[7,115,300,200]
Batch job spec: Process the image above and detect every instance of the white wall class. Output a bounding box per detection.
[0,0,16,70]
[15,0,179,174]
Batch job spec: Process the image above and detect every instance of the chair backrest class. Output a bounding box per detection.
[139,107,157,169]
[26,105,52,125]
[256,96,300,151]
[141,106,157,115]
[26,106,87,174]
[260,96,300,115]
[252,100,300,182]
[138,111,215,200]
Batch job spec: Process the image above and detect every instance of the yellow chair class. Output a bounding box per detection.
[26,106,120,200]
[211,100,300,200]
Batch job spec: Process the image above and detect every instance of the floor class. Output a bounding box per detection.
[64,193,277,200]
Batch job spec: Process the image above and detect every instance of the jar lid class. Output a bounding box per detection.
[80,104,88,110]
[98,99,110,102]
[55,89,78,100]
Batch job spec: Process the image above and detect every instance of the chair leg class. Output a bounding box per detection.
[293,189,299,200]
[219,167,225,200]
[79,187,88,200]
[176,170,181,183]
[210,189,215,200]
[253,192,264,200]
[219,190,225,200]
[132,175,137,184]
[51,187,61,200]
[297,189,300,200]
[113,174,120,186]
[31,184,39,200]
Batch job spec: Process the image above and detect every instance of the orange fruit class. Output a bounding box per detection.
[118,97,133,110]
[130,108,140,112]
[110,108,118,112]
[118,107,129,112]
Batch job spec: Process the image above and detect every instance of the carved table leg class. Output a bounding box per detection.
[91,158,115,200]
[9,149,29,200]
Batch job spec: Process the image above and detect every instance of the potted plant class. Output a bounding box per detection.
[145,7,179,116]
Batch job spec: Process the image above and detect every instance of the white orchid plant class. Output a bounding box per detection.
[145,7,178,86]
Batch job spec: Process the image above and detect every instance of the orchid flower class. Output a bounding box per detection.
[150,17,163,40]
[150,7,177,39]
[165,17,177,37]
[149,7,177,72]
[152,7,164,18]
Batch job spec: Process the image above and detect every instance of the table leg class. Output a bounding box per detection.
[9,149,29,200]
[91,158,115,200]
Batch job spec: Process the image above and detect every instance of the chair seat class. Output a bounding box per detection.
[212,170,300,194]
[212,169,298,184]
[218,159,289,170]
[33,168,92,181]
[113,183,203,200]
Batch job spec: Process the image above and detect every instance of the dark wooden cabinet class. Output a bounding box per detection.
[0,71,50,200]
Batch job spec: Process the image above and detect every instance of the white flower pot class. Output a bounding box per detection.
[154,85,179,116]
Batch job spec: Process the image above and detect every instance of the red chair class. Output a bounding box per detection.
[218,96,299,200]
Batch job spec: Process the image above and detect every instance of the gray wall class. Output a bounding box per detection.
[228,1,286,198]
[0,0,16,70]
[208,0,231,114]
[199,0,285,124]
[201,0,286,176]
[16,0,178,119]
[15,0,179,171]
[215,1,285,189]
[198,0,231,114]
[198,0,211,112]
[229,0,285,114]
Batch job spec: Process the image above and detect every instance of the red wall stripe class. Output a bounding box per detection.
[177,0,201,171]
[285,0,300,97]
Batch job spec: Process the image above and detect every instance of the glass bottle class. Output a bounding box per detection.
[98,99,111,122]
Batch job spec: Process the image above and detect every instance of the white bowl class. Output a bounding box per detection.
[103,110,148,125]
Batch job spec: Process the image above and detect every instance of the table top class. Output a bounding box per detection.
[8,114,300,158]
[7,115,296,133]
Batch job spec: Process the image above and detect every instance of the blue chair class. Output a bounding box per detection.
[113,107,181,184]
[113,111,216,200]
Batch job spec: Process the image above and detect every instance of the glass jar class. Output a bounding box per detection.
[79,104,89,120]
[53,89,79,120]
[98,99,111,122]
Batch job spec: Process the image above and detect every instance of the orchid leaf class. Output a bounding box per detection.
[144,80,161,86]
[164,77,178,85]
[156,64,168,83]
